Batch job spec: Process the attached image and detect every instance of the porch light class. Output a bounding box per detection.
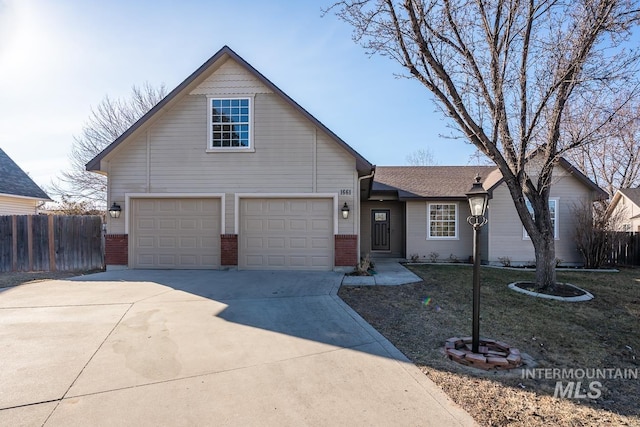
[108,202,122,219]
[341,202,350,219]
[465,174,489,354]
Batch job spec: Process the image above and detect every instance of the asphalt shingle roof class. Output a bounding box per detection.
[372,166,497,199]
[0,148,50,200]
[619,188,640,207]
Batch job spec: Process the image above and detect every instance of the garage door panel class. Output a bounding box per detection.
[239,198,333,270]
[131,198,221,269]
[311,237,330,249]
[312,256,331,267]
[268,219,285,230]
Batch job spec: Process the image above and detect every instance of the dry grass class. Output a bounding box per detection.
[339,264,640,427]
[0,271,100,288]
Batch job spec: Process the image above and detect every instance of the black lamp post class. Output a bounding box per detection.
[465,175,489,354]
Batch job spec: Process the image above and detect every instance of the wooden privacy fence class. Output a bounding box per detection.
[607,232,640,267]
[0,215,104,272]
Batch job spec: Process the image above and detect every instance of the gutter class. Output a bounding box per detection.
[356,167,376,262]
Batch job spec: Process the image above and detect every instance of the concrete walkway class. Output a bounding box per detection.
[0,269,474,426]
[342,259,422,286]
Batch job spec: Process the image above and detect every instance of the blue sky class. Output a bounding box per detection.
[0,0,477,191]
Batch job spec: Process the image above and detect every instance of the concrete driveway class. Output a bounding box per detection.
[0,270,475,426]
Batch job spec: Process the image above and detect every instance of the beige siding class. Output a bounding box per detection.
[405,201,473,262]
[0,195,39,215]
[190,58,272,96]
[316,133,357,235]
[360,200,405,258]
[105,59,357,237]
[487,173,592,265]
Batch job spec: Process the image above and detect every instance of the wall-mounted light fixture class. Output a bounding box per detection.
[341,202,350,219]
[108,202,122,219]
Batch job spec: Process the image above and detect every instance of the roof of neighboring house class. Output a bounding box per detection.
[618,188,640,207]
[372,166,497,200]
[0,148,51,201]
[86,46,373,175]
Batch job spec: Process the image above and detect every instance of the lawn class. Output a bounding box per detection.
[339,264,640,427]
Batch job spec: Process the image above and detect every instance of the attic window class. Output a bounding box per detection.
[208,98,251,150]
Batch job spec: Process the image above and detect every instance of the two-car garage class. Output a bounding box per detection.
[128,196,335,271]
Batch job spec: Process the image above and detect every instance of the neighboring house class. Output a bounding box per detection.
[608,188,640,233]
[88,46,606,270]
[362,160,607,266]
[0,148,51,215]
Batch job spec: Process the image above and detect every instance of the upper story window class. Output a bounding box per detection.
[209,98,251,150]
[428,203,458,239]
[523,199,558,239]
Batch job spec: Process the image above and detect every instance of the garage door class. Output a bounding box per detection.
[131,198,221,269]
[239,198,333,270]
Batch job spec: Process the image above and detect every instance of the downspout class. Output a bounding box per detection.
[356,167,376,262]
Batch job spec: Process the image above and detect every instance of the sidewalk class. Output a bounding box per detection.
[341,259,422,286]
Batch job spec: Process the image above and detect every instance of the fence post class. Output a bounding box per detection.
[48,215,56,272]
[11,215,17,272]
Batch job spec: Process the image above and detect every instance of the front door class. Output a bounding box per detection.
[371,209,390,251]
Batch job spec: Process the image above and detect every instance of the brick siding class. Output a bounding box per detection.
[335,234,357,267]
[105,234,128,266]
[221,234,238,266]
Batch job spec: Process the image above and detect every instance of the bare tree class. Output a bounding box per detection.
[330,0,640,290]
[406,148,438,165]
[51,82,167,205]
[571,200,627,268]
[565,96,640,198]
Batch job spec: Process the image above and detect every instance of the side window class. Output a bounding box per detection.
[523,199,558,239]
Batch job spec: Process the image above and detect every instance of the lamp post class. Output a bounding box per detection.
[465,175,489,354]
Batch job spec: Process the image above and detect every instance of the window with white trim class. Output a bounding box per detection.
[209,98,251,149]
[523,199,558,239]
[428,203,458,239]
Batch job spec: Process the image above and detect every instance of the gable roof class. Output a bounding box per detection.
[0,148,51,201]
[86,46,373,175]
[618,188,640,206]
[609,187,640,218]
[372,166,497,200]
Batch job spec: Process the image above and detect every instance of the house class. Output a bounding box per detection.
[87,46,373,270]
[364,161,607,266]
[88,46,606,270]
[0,148,51,215]
[608,188,640,233]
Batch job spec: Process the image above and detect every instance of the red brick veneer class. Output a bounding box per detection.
[105,234,128,266]
[335,234,357,267]
[221,234,238,266]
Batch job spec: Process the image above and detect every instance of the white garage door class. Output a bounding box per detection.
[130,198,221,269]
[239,198,333,270]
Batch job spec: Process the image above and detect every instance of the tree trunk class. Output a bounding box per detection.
[533,233,557,292]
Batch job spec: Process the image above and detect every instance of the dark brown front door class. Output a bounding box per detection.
[371,209,390,251]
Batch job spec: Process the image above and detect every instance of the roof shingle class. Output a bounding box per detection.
[372,166,497,199]
[0,148,51,200]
